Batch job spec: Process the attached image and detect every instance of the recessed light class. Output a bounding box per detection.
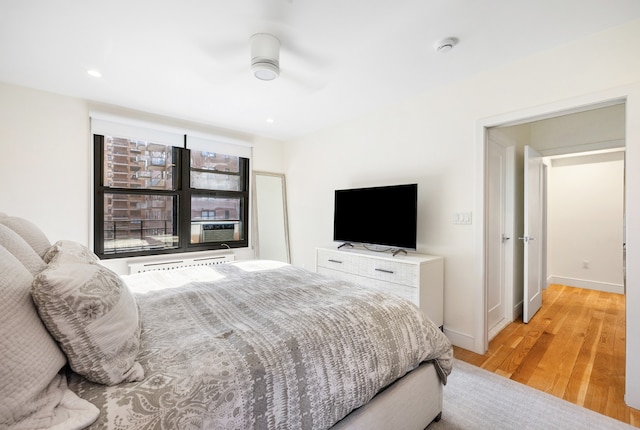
[266,118,275,124]
[87,69,102,78]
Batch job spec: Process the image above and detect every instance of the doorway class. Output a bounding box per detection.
[485,102,626,342]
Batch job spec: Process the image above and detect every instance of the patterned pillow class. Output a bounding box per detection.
[44,240,100,264]
[0,245,99,428]
[0,216,51,258]
[32,256,145,386]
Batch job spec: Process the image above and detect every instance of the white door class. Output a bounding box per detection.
[486,129,516,340]
[487,139,509,337]
[522,146,544,323]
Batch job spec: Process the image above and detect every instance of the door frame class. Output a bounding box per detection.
[474,84,640,409]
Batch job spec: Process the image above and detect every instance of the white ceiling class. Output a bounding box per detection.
[2,0,640,141]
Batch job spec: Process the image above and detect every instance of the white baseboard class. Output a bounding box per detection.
[513,300,523,320]
[443,327,476,352]
[547,275,624,295]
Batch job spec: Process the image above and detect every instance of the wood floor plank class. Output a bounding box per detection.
[605,291,628,422]
[483,344,517,377]
[528,286,588,394]
[452,345,486,367]
[631,408,640,427]
[495,317,553,378]
[488,321,520,349]
[564,291,604,406]
[585,294,616,411]
[545,287,594,399]
[547,301,589,398]
[453,284,639,428]
[511,330,555,388]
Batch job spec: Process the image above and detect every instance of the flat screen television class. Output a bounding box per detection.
[333,183,417,250]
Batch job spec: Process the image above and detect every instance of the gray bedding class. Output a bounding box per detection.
[68,260,453,429]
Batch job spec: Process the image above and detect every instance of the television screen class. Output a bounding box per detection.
[333,183,417,249]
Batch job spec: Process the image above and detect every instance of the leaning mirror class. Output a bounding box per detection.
[253,171,290,263]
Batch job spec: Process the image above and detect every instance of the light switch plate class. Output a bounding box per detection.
[453,211,472,225]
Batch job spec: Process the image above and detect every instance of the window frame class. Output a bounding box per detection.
[93,134,250,259]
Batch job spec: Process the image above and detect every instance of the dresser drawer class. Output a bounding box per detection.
[359,258,418,286]
[366,278,418,303]
[316,248,359,273]
[318,248,418,286]
[318,267,417,303]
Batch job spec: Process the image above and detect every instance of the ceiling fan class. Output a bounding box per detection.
[206,30,325,90]
[202,0,328,91]
[243,31,327,92]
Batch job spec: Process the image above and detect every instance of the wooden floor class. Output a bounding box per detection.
[454,284,640,427]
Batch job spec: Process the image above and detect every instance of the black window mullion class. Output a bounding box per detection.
[179,146,191,252]
[93,135,105,255]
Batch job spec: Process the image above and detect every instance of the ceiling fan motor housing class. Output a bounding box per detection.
[251,33,280,80]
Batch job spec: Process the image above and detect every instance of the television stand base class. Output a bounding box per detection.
[392,248,408,257]
[337,242,354,249]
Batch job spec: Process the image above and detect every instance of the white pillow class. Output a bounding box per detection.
[0,224,45,275]
[32,255,144,386]
[0,245,99,428]
[0,216,51,258]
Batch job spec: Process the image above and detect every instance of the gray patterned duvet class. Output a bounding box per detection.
[68,260,453,429]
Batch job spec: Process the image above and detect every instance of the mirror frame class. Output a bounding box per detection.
[252,171,291,263]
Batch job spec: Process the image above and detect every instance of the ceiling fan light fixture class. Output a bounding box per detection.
[252,60,279,81]
[250,33,280,81]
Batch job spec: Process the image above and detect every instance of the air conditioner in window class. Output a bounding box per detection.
[201,222,237,242]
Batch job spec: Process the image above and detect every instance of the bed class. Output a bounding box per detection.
[0,214,453,430]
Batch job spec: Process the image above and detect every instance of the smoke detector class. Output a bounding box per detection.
[250,33,280,81]
[434,37,458,53]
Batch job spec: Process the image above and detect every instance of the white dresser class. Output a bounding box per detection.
[316,247,444,328]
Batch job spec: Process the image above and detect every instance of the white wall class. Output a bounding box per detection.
[0,83,90,243]
[284,19,640,407]
[547,152,625,293]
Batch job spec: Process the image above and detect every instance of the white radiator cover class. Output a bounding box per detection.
[128,254,235,274]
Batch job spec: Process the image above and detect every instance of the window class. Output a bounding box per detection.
[93,134,249,259]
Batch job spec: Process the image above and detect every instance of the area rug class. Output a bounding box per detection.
[429,359,636,429]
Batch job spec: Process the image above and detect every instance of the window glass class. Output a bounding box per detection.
[190,151,241,190]
[103,194,178,254]
[191,151,239,172]
[190,196,243,244]
[104,137,174,190]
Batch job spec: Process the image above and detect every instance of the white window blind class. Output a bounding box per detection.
[187,135,252,158]
[90,114,253,157]
[90,117,183,148]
